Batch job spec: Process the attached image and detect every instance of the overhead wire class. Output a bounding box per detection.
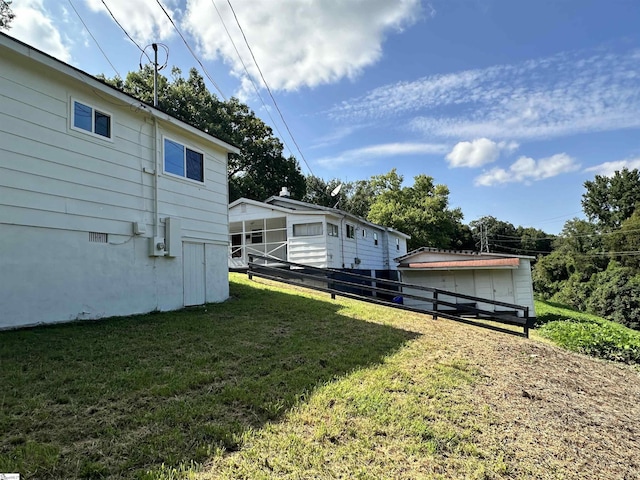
[153,0,227,100]
[225,0,315,176]
[210,0,295,159]
[68,0,121,78]
[100,0,150,62]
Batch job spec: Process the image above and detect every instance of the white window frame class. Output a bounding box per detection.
[70,98,113,141]
[373,232,378,246]
[362,228,367,238]
[327,223,339,237]
[346,224,355,239]
[162,136,205,184]
[293,222,323,237]
[396,238,400,251]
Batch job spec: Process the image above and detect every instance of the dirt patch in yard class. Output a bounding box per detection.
[427,318,640,479]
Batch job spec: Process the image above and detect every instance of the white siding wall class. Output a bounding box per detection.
[513,259,535,315]
[0,42,230,328]
[287,214,328,267]
[386,232,408,269]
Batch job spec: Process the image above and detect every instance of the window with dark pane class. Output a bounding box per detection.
[186,148,204,182]
[94,110,111,138]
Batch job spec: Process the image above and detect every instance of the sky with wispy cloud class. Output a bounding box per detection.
[6,0,640,234]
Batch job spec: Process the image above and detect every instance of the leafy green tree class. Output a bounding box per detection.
[366,169,465,251]
[582,168,640,230]
[605,210,640,271]
[100,67,306,202]
[469,216,518,253]
[0,0,14,30]
[587,262,640,330]
[302,176,349,208]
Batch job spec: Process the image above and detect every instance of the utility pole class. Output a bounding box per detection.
[152,43,158,107]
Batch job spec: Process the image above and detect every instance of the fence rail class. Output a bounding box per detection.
[247,255,532,338]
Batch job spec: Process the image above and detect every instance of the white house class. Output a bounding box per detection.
[228,194,410,274]
[0,33,239,329]
[397,248,536,317]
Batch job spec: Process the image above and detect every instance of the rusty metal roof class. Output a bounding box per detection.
[405,257,520,269]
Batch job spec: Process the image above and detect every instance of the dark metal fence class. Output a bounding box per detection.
[247,255,532,338]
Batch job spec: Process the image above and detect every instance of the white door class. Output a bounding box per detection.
[183,242,206,306]
[492,271,515,309]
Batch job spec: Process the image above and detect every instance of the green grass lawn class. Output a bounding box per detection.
[2,274,637,479]
[535,299,640,364]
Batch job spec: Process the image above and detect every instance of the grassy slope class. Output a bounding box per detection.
[1,274,638,479]
[535,300,640,364]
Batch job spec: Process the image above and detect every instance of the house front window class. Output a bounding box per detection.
[72,100,112,139]
[293,222,323,236]
[164,138,204,183]
[346,224,355,239]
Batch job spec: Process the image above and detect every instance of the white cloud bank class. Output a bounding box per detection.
[85,0,176,45]
[445,138,518,168]
[317,142,448,168]
[475,153,580,186]
[9,0,72,62]
[331,49,640,141]
[184,0,422,94]
[584,158,640,177]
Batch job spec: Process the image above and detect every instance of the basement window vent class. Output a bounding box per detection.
[89,232,108,243]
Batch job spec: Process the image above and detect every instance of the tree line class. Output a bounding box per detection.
[103,67,639,330]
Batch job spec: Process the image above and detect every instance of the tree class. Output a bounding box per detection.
[469,216,518,253]
[605,210,640,271]
[302,176,349,208]
[0,0,14,30]
[366,169,466,250]
[582,168,640,230]
[100,67,306,202]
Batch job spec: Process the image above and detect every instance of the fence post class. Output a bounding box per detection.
[248,255,253,280]
[432,291,438,320]
[523,306,530,338]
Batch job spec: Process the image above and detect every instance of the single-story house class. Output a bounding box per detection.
[228,193,410,276]
[397,248,536,317]
[0,32,239,329]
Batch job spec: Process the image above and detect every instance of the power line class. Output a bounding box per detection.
[100,0,149,61]
[493,227,640,242]
[491,243,640,257]
[153,0,227,100]
[210,0,296,160]
[68,0,121,78]
[225,0,314,176]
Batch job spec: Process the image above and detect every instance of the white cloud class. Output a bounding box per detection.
[85,0,175,45]
[317,142,448,168]
[584,158,640,177]
[9,0,72,62]
[330,48,640,141]
[474,153,580,186]
[183,0,422,95]
[445,138,518,168]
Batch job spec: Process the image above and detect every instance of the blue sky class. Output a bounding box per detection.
[7,0,640,234]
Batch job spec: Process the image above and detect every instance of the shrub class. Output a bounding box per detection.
[587,263,640,330]
[536,300,640,364]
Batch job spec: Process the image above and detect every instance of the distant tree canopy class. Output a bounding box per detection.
[582,168,640,230]
[532,168,640,330]
[363,169,471,251]
[100,67,306,202]
[469,215,553,256]
[0,0,14,30]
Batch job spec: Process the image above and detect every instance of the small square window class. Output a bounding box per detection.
[72,100,112,139]
[164,138,204,183]
[346,225,355,239]
[327,223,339,237]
